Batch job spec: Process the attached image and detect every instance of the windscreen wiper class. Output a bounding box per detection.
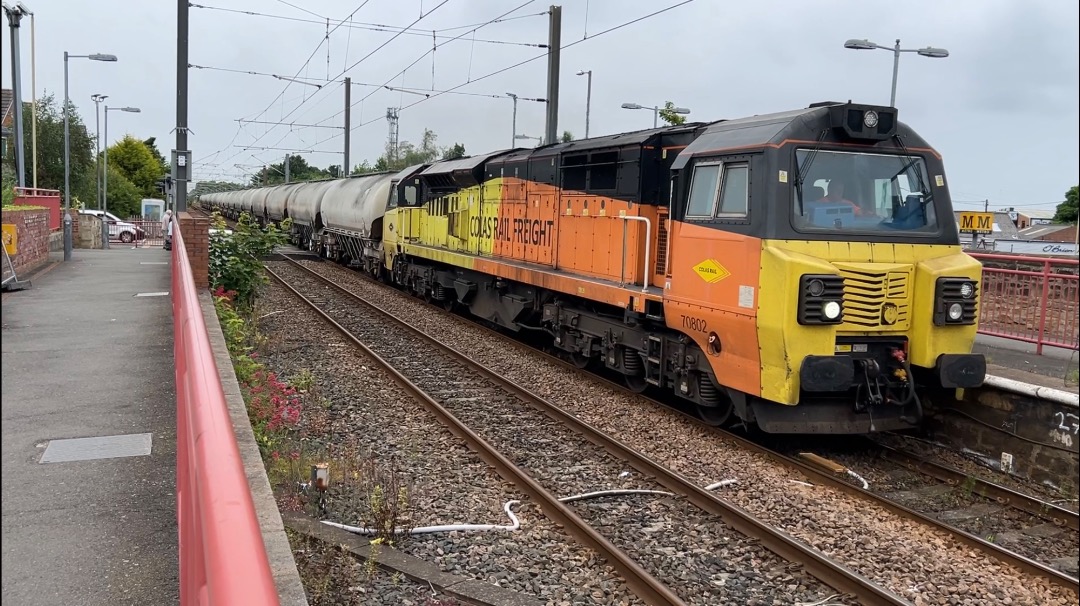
[794,129,829,213]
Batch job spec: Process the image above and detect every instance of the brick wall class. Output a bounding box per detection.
[2,207,51,276]
[177,212,209,289]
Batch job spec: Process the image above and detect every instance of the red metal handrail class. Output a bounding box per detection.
[969,253,1079,354]
[172,219,280,605]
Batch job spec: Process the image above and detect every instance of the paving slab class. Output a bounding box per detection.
[1,248,178,606]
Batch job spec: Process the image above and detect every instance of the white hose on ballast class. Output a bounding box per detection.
[322,487,685,537]
[846,469,870,490]
[322,500,522,535]
[705,479,738,490]
[558,489,675,503]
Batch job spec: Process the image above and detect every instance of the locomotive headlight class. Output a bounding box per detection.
[947,302,964,321]
[934,277,978,326]
[807,279,826,297]
[823,301,842,321]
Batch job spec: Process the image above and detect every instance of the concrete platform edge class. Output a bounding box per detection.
[983,373,1079,407]
[282,512,544,606]
[199,291,310,606]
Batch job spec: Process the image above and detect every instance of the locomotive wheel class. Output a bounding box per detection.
[696,374,733,426]
[570,352,591,369]
[696,401,733,426]
[624,373,649,393]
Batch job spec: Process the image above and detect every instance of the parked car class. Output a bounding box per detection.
[79,210,146,243]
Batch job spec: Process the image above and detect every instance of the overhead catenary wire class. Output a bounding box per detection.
[191,2,545,42]
[219,0,453,167]
[315,0,700,143]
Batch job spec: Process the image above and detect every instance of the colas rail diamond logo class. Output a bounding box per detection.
[692,259,731,284]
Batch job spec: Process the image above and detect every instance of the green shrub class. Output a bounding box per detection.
[208,211,290,306]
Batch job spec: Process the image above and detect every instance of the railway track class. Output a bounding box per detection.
[265,256,910,606]
[278,252,1080,602]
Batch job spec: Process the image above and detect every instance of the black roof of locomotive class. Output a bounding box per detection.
[671,102,934,169]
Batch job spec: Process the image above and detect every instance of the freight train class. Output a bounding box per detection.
[200,101,987,434]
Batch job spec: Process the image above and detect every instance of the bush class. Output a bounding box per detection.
[208,211,290,306]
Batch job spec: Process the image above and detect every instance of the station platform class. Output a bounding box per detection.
[1,248,178,605]
[975,335,1080,395]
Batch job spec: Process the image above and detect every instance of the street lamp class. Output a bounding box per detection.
[515,134,542,147]
[576,70,592,138]
[506,92,518,148]
[843,38,949,107]
[90,93,107,210]
[63,51,117,260]
[621,102,690,128]
[101,104,140,249]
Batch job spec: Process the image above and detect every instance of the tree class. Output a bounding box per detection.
[658,101,687,126]
[142,137,170,175]
[107,135,166,198]
[190,180,244,198]
[561,131,574,143]
[19,93,96,205]
[442,143,466,160]
[1053,185,1078,223]
[103,165,143,218]
[351,160,377,175]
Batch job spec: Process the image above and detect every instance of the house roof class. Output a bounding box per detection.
[1019,223,1076,239]
[1018,209,1055,220]
[1,88,12,127]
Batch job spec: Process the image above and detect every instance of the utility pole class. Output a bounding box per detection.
[174,0,190,212]
[3,3,27,187]
[343,76,351,176]
[984,199,988,212]
[386,107,400,163]
[284,153,290,183]
[544,5,561,146]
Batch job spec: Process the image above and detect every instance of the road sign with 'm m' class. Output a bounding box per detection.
[957,212,994,234]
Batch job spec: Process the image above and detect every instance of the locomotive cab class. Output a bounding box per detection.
[666,102,985,433]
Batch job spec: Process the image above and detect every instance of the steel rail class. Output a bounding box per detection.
[270,256,911,606]
[264,263,687,606]
[278,254,1080,597]
[874,442,1079,532]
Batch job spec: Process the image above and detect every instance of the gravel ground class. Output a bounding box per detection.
[291,257,1079,606]
[266,261,852,606]
[258,281,642,606]
[877,432,1080,513]
[800,441,1080,572]
[288,528,466,606]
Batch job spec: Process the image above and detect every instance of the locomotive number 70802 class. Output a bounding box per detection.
[681,315,708,333]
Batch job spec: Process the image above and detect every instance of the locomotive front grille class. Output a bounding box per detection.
[835,265,912,330]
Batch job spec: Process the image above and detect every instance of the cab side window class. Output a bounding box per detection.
[716,164,748,217]
[686,162,721,218]
[686,160,749,220]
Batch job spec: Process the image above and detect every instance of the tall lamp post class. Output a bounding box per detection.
[843,38,949,107]
[63,51,117,261]
[621,102,689,128]
[102,104,140,249]
[576,70,592,139]
[514,134,542,147]
[90,93,107,210]
[506,92,519,148]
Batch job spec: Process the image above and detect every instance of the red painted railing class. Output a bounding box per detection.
[969,253,1080,354]
[172,220,280,605]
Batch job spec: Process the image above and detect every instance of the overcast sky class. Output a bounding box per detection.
[3,0,1078,213]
